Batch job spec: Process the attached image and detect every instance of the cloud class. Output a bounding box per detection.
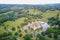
[0,0,60,4]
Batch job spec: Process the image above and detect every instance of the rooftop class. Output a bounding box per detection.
[27,21,45,31]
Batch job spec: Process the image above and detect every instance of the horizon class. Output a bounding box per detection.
[0,3,60,5]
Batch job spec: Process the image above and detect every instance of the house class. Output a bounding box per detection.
[23,21,50,34]
[27,21,44,31]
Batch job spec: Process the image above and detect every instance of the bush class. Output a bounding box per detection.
[15,32,18,36]
[18,30,21,32]
[23,34,32,40]
[54,33,58,39]
[41,32,45,36]
[48,33,52,38]
[10,36,17,40]
[17,26,20,29]
[4,27,7,30]
[19,33,22,37]
[8,32,12,36]
[37,34,46,40]
[24,30,27,33]
[12,27,15,31]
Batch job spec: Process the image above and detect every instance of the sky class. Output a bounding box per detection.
[0,0,60,4]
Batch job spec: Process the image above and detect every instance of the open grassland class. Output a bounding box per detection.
[0,7,60,40]
[0,10,60,34]
[3,17,25,28]
[27,9,43,15]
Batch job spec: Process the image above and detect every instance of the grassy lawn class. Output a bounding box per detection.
[27,9,43,15]
[0,26,6,34]
[3,17,25,28]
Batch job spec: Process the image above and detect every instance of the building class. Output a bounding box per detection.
[27,21,44,31]
[23,21,50,34]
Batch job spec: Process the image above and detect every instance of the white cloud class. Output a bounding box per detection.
[0,0,60,4]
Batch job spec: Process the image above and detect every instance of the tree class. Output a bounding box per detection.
[36,34,46,40]
[17,26,20,29]
[12,27,15,31]
[54,33,58,39]
[10,36,17,40]
[19,33,22,37]
[23,34,32,40]
[48,13,60,26]
[15,32,18,36]
[4,27,7,30]
[48,33,52,38]
[41,32,45,36]
[18,30,21,32]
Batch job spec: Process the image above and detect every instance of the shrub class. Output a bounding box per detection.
[23,34,32,40]
[15,32,18,36]
[19,33,22,37]
[12,27,15,31]
[18,30,21,32]
[48,33,52,38]
[54,33,58,39]
[41,32,45,36]
[17,26,20,29]
[4,27,7,30]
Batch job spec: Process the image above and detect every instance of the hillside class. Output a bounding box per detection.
[0,4,60,40]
